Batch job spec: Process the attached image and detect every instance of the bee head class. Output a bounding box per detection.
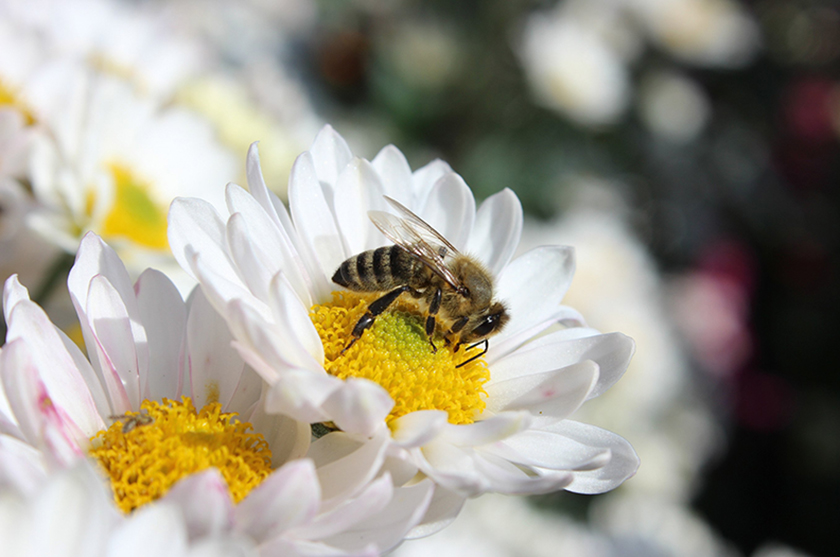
[462,301,509,342]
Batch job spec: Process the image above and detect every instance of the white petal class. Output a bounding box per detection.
[0,340,83,466]
[472,453,573,495]
[225,183,313,306]
[465,188,523,275]
[191,252,268,322]
[163,469,234,541]
[389,410,448,449]
[31,463,119,557]
[68,233,137,323]
[484,430,610,472]
[289,152,348,284]
[493,246,575,345]
[185,288,246,410]
[308,430,390,507]
[489,330,634,401]
[226,299,320,375]
[135,269,186,402]
[411,159,453,208]
[404,485,466,540]
[249,407,312,469]
[371,145,413,203]
[106,504,187,557]
[245,142,283,228]
[225,366,264,419]
[235,459,321,543]
[55,327,110,416]
[0,435,46,495]
[536,420,640,494]
[417,443,485,495]
[261,370,337,425]
[2,275,29,325]
[485,307,585,365]
[289,473,393,540]
[484,361,599,419]
[267,272,324,364]
[419,173,475,251]
[258,538,377,557]
[321,378,394,437]
[87,275,141,410]
[309,125,353,186]
[168,197,238,286]
[438,411,532,448]
[186,538,257,557]
[225,212,274,302]
[321,480,434,555]
[5,301,106,436]
[333,158,387,254]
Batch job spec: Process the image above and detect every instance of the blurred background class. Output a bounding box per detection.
[0,0,837,555]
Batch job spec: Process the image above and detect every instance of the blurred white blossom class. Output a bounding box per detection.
[519,6,630,126]
[638,69,711,142]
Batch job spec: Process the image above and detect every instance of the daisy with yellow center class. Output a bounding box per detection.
[23,68,236,285]
[0,232,436,555]
[169,126,640,499]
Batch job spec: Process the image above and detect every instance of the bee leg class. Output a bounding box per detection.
[447,317,469,352]
[342,285,412,354]
[425,288,443,353]
[456,339,489,368]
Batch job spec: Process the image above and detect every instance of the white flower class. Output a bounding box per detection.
[24,66,236,285]
[0,462,258,557]
[518,5,631,126]
[0,232,434,556]
[637,69,711,143]
[2,0,205,100]
[169,126,640,499]
[626,0,760,68]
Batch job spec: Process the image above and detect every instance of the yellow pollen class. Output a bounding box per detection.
[100,163,169,250]
[88,397,272,513]
[310,292,490,425]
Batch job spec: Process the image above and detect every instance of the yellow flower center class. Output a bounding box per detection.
[88,397,272,513]
[99,163,169,250]
[310,292,490,425]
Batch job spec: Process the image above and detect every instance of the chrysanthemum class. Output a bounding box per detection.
[0,232,435,555]
[169,126,640,499]
[0,462,259,557]
[24,66,236,284]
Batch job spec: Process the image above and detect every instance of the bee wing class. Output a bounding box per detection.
[382,196,460,255]
[368,207,463,289]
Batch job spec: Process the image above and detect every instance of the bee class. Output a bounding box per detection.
[109,409,153,434]
[332,196,509,367]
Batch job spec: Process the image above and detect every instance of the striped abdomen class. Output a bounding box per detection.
[332,246,422,291]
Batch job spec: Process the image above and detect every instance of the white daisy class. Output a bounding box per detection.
[0,232,435,556]
[169,126,640,499]
[24,65,236,284]
[0,461,259,557]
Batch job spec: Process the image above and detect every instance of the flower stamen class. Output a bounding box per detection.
[89,397,272,513]
[310,291,490,425]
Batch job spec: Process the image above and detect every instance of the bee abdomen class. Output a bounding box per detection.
[332,246,413,291]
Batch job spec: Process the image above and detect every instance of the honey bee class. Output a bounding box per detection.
[332,196,509,366]
[109,409,153,434]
